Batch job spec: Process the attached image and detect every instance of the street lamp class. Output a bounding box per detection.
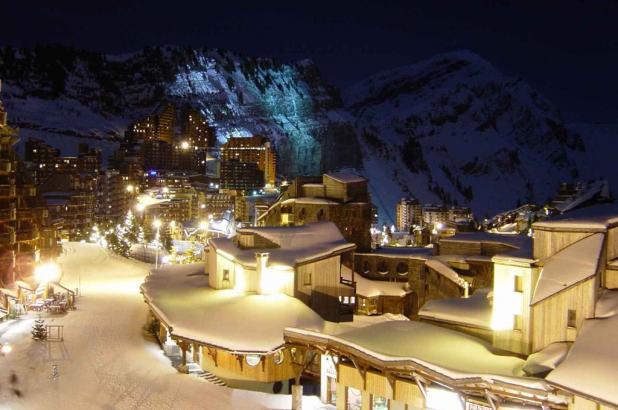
[0,343,12,355]
[126,184,134,193]
[153,219,162,269]
[34,262,61,299]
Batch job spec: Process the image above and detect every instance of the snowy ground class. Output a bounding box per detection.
[0,242,327,410]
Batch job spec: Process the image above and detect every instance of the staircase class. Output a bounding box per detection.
[186,363,227,387]
[194,370,227,386]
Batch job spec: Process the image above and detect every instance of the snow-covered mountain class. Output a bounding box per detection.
[0,45,361,174]
[344,50,591,221]
[0,46,612,222]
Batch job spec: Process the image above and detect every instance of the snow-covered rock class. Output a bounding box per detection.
[345,50,587,221]
[0,45,361,173]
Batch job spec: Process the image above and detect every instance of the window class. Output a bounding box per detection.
[396,262,408,276]
[514,275,523,292]
[363,260,370,274]
[372,395,389,410]
[245,355,261,367]
[347,387,361,410]
[223,269,230,281]
[514,314,523,331]
[273,350,284,365]
[568,309,577,328]
[304,271,312,286]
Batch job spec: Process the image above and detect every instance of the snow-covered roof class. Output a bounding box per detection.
[356,246,432,260]
[280,197,338,206]
[440,231,530,248]
[547,291,618,406]
[341,266,408,297]
[424,259,468,288]
[533,203,618,232]
[141,263,405,354]
[141,263,325,353]
[211,222,355,268]
[285,320,551,391]
[324,172,366,184]
[531,233,603,305]
[418,288,492,328]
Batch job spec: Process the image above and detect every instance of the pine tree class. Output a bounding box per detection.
[32,318,47,341]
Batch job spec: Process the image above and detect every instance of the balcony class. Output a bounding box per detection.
[0,159,12,173]
[16,229,37,242]
[0,231,16,246]
[0,185,15,197]
[0,206,16,221]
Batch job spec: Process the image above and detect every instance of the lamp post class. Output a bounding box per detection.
[34,262,61,299]
[153,219,162,269]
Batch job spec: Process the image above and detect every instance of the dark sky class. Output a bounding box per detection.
[2,0,617,122]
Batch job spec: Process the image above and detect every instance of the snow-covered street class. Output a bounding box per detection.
[0,242,323,410]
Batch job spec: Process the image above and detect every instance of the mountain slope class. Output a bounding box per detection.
[0,45,361,173]
[345,50,585,221]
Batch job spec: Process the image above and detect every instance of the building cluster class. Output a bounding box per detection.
[142,184,618,410]
[0,81,60,289]
[395,197,474,232]
[24,139,104,239]
[257,173,373,251]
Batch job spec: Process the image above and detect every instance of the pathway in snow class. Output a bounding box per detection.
[0,242,324,410]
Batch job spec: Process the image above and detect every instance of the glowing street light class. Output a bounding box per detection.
[34,262,60,284]
[135,203,145,213]
[126,184,134,193]
[1,343,12,355]
[180,141,190,150]
[35,262,61,299]
[199,220,208,230]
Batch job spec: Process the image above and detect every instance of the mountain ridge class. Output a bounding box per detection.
[0,45,611,221]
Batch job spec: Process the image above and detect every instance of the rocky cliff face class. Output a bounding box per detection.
[0,46,603,221]
[344,50,586,220]
[0,45,361,175]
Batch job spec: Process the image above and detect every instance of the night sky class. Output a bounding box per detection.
[2,0,617,122]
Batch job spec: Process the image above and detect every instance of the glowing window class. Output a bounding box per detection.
[245,355,261,367]
[273,350,284,365]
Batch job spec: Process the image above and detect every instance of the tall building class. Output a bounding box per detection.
[0,80,60,285]
[220,160,264,191]
[396,197,421,231]
[130,102,175,144]
[220,136,276,188]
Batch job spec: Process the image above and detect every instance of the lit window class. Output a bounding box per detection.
[245,355,261,367]
[273,350,284,365]
[371,395,388,410]
[304,271,312,286]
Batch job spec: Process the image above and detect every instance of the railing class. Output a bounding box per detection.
[0,231,15,245]
[16,229,37,241]
[0,186,15,197]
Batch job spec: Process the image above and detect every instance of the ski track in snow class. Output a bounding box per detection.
[0,242,325,410]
